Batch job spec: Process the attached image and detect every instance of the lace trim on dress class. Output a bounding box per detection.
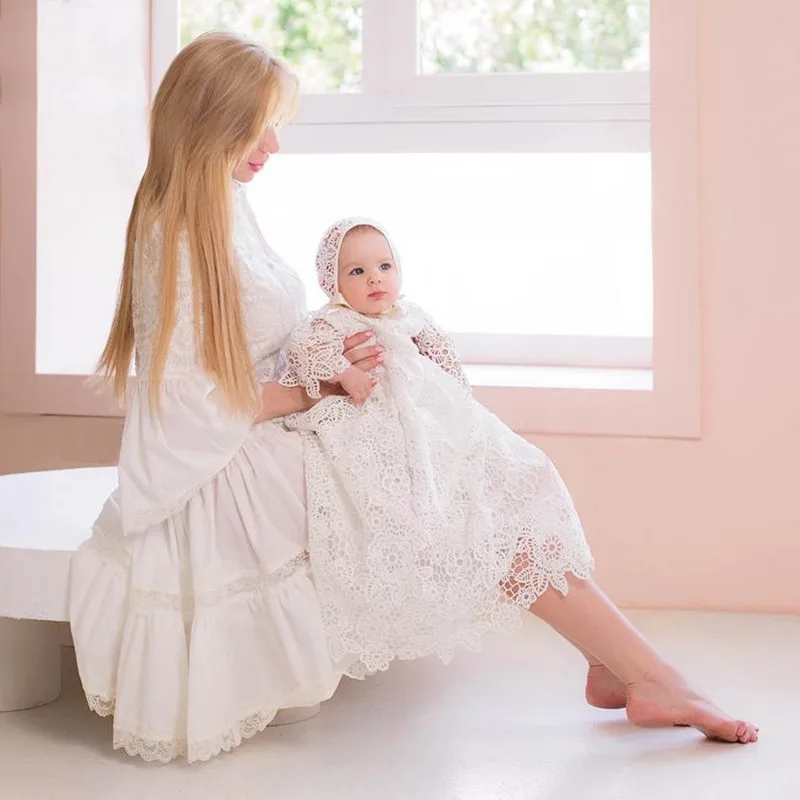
[126,551,311,617]
[86,526,132,570]
[412,321,471,392]
[340,556,594,681]
[86,693,115,717]
[81,550,314,763]
[85,693,283,763]
[280,316,356,399]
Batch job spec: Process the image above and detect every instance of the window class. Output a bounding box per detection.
[1,1,701,437]
[180,0,363,92]
[252,152,652,369]
[419,0,649,75]
[165,0,653,372]
[35,0,149,376]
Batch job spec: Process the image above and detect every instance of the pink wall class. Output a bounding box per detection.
[1,1,798,612]
[540,0,800,613]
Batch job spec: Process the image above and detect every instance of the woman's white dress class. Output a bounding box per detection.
[69,183,342,763]
[280,302,594,680]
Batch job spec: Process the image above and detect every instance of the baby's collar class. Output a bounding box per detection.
[329,293,404,320]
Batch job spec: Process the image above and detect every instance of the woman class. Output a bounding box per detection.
[69,32,757,764]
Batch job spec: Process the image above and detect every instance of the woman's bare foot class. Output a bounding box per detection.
[625,668,759,743]
[585,664,627,709]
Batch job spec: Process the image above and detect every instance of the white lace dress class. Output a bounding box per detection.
[280,301,595,679]
[69,183,342,763]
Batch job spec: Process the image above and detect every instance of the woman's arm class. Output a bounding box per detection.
[254,382,314,423]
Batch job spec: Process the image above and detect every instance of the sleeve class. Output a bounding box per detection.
[412,314,471,394]
[279,316,352,399]
[117,229,254,536]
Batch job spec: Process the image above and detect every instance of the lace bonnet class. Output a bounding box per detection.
[316,216,401,299]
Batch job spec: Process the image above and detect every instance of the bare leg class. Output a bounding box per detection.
[561,637,627,710]
[528,576,759,743]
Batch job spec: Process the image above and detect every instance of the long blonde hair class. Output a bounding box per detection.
[96,32,299,414]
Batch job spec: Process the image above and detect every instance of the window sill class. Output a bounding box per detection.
[468,363,698,441]
[3,362,695,441]
[465,364,653,392]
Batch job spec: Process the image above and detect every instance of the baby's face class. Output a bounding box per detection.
[337,227,400,316]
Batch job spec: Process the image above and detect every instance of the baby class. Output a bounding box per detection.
[312,220,398,403]
[279,217,592,679]
[281,217,469,406]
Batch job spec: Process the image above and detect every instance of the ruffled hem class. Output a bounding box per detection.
[86,692,288,764]
[70,421,341,764]
[72,539,340,763]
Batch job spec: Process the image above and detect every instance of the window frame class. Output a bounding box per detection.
[0,0,700,438]
[161,0,653,372]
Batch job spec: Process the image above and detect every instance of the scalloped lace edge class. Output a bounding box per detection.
[86,693,283,763]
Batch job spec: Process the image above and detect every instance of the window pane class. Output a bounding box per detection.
[180,0,363,93]
[419,0,649,75]
[250,153,652,339]
[36,0,149,376]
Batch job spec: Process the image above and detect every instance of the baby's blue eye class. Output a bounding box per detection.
[349,267,364,276]
[379,262,392,271]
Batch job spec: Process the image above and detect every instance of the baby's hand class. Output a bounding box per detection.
[338,367,376,405]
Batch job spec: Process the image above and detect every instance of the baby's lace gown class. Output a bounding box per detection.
[281,302,594,679]
[69,183,341,763]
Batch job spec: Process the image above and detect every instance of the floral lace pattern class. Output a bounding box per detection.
[284,304,594,678]
[281,302,472,401]
[279,316,354,399]
[412,321,471,392]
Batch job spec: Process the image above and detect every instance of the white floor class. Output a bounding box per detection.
[2,611,798,800]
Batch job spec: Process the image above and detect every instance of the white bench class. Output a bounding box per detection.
[0,467,320,724]
[0,467,117,711]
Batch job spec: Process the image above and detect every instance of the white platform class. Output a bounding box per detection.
[0,467,116,711]
[0,467,117,622]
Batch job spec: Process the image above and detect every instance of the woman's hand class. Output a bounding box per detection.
[343,331,384,372]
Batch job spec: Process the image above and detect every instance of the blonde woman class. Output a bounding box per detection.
[69,32,757,764]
